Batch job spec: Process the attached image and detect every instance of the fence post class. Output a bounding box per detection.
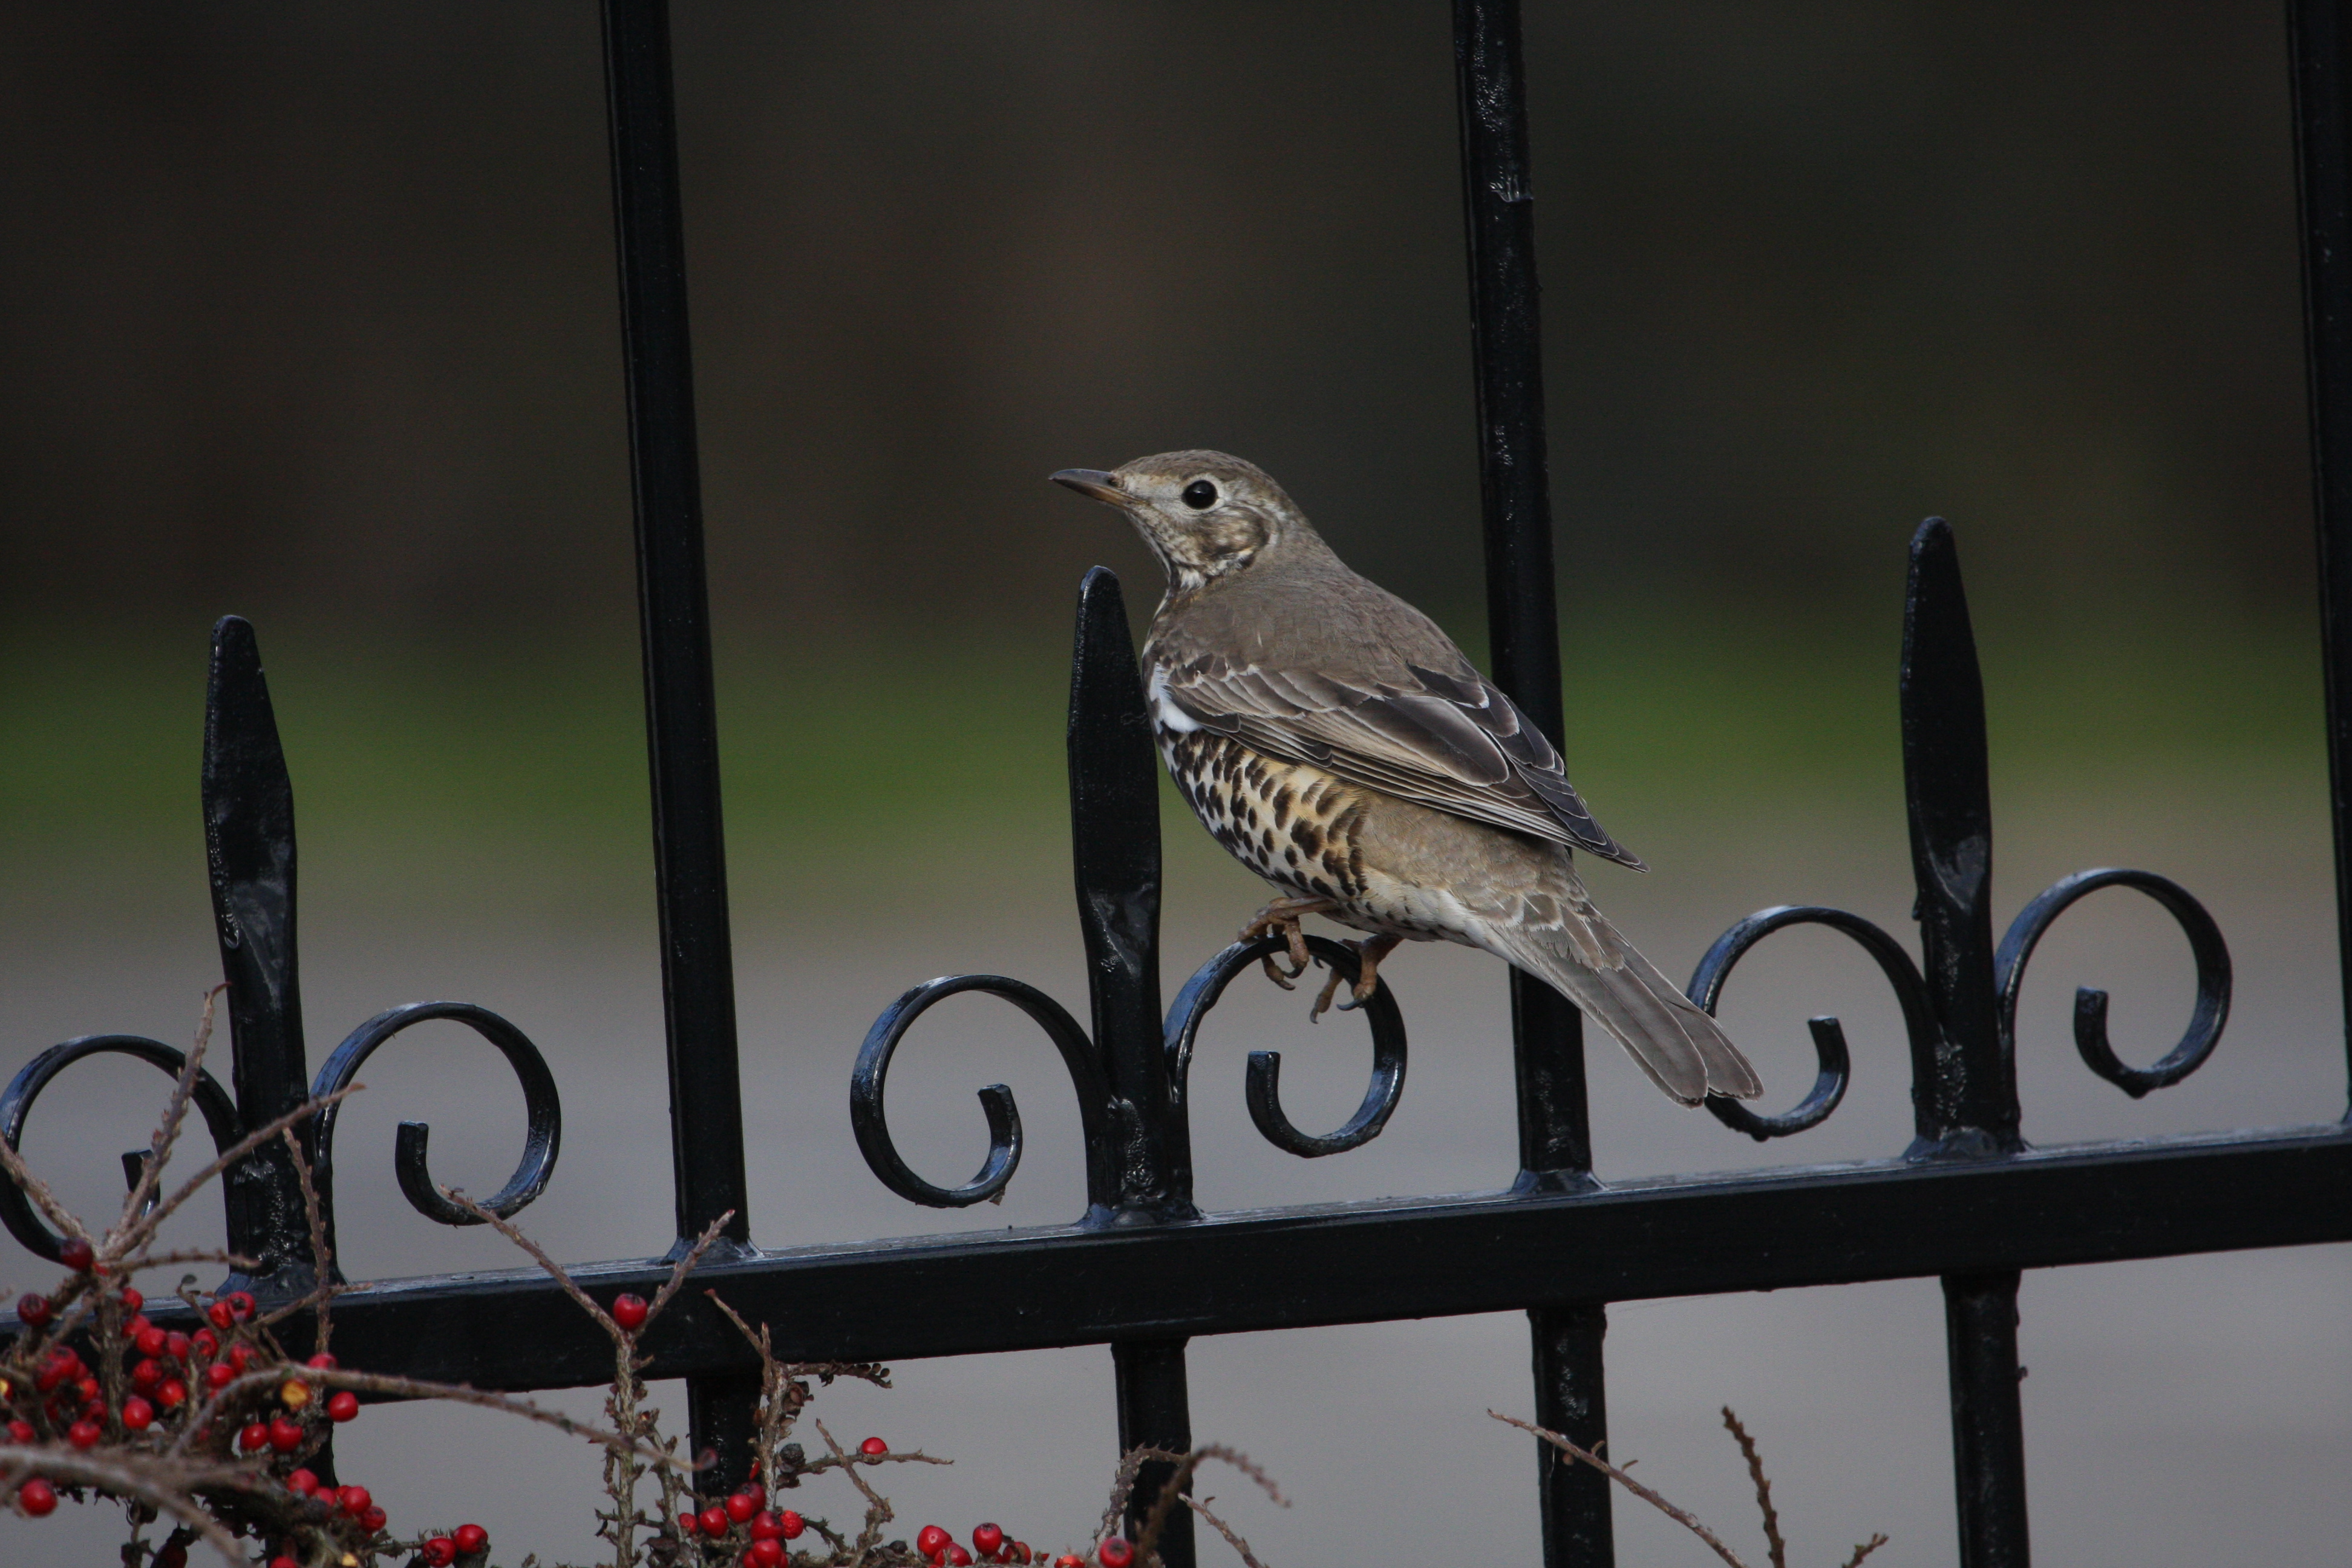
[1899,522,2031,1567]
[599,0,759,1490]
[1452,3,1613,1563]
[2288,0,2352,1115]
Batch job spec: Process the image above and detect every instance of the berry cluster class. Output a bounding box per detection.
[2,1243,494,1566]
[910,1520,1042,1564]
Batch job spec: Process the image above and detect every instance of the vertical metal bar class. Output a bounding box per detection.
[1899,521,2017,1159]
[1899,521,2030,1567]
[202,616,318,1298]
[1112,1339,1195,1567]
[1068,569,1194,1566]
[1943,1272,2030,1568]
[2287,0,2352,1111]
[1452,4,1610,1563]
[599,0,757,1487]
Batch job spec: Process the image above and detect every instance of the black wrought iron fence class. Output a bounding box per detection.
[8,4,2352,1566]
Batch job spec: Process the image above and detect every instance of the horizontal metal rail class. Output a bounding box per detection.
[234,1122,2352,1392]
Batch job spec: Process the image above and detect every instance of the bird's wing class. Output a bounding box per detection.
[1152,654,1642,868]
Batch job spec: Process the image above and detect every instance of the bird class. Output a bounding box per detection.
[1050,449,1761,1107]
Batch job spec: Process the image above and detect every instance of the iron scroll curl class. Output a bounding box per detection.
[0,1036,244,1261]
[310,1001,561,1227]
[1164,935,1408,1158]
[1686,906,1938,1141]
[852,974,1117,1210]
[1993,867,2230,1098]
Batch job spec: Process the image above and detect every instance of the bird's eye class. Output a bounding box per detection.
[1181,479,1218,510]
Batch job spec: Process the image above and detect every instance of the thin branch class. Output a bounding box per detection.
[279,1128,333,1356]
[122,1088,359,1255]
[111,985,226,1250]
[1490,1411,1754,1568]
[1720,1408,1785,1568]
[441,1186,618,1337]
[1840,1534,1890,1567]
[0,1446,247,1566]
[646,1213,733,1327]
[1184,1492,1272,1568]
[1129,1446,1284,1568]
[0,1110,90,1247]
[814,1419,892,1565]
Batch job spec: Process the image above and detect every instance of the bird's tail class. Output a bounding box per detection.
[1485,897,1762,1108]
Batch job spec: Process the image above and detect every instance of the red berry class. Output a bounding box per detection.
[16,1477,56,1516]
[119,1288,142,1315]
[700,1505,730,1537]
[238,1422,269,1452]
[228,1345,253,1374]
[225,1292,255,1322]
[975,1523,1005,1555]
[947,1548,974,1567]
[453,1523,489,1553]
[860,1436,889,1456]
[336,1484,370,1516]
[131,1358,163,1391]
[306,1352,337,1370]
[325,1390,359,1423]
[917,1526,953,1557]
[7,1419,33,1442]
[270,1558,298,1568]
[135,1322,168,1355]
[1053,1557,1084,1568]
[15,1293,51,1327]
[726,1491,759,1524]
[361,1504,387,1532]
[191,1328,217,1359]
[1013,1544,1033,1564]
[610,1292,650,1330]
[751,1511,783,1540]
[205,1364,237,1391]
[423,1540,458,1567]
[747,1541,785,1568]
[74,1375,100,1403]
[779,1510,805,1540]
[67,1420,100,1449]
[675,1508,701,1537]
[120,1396,154,1431]
[206,1302,234,1330]
[59,1236,94,1272]
[269,1417,303,1452]
[164,1330,191,1360]
[1097,1540,1135,1568]
[156,1378,187,1410]
[286,1469,318,1495]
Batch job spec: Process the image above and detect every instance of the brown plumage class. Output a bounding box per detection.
[1051,449,1761,1106]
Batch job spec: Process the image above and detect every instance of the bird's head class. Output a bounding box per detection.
[1051,450,1312,593]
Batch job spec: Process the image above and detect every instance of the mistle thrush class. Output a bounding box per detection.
[1051,449,1762,1106]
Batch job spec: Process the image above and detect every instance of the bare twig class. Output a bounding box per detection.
[646,1213,733,1327]
[1840,1533,1890,1567]
[111,985,227,1249]
[1128,1445,1285,1568]
[441,1186,620,1336]
[0,1446,247,1566]
[1184,1491,1272,1568]
[278,1128,333,1356]
[122,1088,359,1255]
[1720,1408,1785,1568]
[1491,1411,1754,1568]
[814,1418,892,1564]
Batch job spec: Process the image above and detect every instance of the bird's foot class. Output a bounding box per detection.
[1239,897,1336,989]
[1309,935,1402,1024]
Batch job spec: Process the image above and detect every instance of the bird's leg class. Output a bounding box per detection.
[1239,897,1337,989]
[1309,933,1403,1023]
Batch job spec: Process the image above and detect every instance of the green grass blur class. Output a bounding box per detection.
[4,590,2326,928]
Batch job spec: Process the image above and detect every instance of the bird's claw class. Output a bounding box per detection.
[1240,906,1318,987]
[1306,936,1397,1024]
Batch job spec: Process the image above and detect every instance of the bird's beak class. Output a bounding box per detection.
[1050,468,1125,506]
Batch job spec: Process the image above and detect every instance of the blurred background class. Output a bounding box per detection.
[1,3,2347,1564]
